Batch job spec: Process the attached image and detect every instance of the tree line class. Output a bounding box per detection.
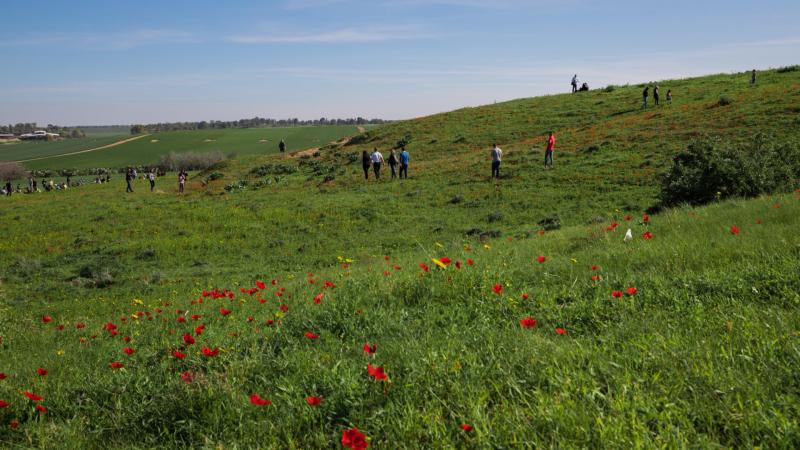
[130,117,390,135]
[0,123,86,138]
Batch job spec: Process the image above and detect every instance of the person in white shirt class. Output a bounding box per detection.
[490,144,503,179]
[370,148,384,180]
[148,171,156,191]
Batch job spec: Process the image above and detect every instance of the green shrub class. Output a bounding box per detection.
[250,164,297,177]
[659,135,800,207]
[776,65,799,73]
[718,95,733,106]
[537,215,562,231]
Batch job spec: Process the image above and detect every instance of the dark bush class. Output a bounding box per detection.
[659,135,800,207]
[776,65,799,73]
[537,215,562,231]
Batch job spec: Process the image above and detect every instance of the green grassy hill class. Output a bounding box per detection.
[0,68,798,447]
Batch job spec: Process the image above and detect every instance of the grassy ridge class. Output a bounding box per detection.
[1,68,799,447]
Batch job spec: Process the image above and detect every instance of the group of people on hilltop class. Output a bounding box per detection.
[571,75,590,93]
[361,147,409,180]
[124,167,183,193]
[641,85,673,108]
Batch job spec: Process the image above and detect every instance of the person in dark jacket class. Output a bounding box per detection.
[388,149,398,179]
[125,169,133,193]
[361,151,371,180]
[642,86,650,109]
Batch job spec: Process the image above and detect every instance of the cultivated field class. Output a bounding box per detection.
[0,68,799,448]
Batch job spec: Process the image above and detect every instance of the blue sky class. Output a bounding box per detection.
[2,0,798,125]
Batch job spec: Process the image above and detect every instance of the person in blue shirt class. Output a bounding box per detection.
[399,147,410,179]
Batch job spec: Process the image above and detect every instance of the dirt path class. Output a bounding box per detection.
[288,126,367,159]
[16,134,151,163]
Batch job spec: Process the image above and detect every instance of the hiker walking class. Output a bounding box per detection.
[279,139,286,153]
[388,149,398,179]
[667,89,673,105]
[571,74,579,93]
[125,169,134,193]
[490,144,503,179]
[178,171,186,194]
[371,147,384,180]
[653,85,660,106]
[148,170,156,191]
[4,181,11,196]
[399,147,409,179]
[750,69,756,86]
[544,132,555,169]
[642,86,650,109]
[361,151,371,180]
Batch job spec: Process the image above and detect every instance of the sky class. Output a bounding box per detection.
[1,0,799,125]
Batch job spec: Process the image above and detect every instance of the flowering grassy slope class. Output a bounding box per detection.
[1,68,799,447]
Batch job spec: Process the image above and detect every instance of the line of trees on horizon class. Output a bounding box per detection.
[130,116,391,135]
[0,123,86,138]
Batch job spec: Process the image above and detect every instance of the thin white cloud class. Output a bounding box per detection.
[0,29,199,49]
[228,25,432,44]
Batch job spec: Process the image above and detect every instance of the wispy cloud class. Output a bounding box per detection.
[0,29,199,49]
[228,25,433,44]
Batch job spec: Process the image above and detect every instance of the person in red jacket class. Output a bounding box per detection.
[544,132,555,169]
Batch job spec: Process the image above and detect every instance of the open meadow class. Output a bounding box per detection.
[1,68,799,448]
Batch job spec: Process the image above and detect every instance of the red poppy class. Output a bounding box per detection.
[122,347,135,355]
[35,405,46,414]
[201,347,219,357]
[612,291,623,298]
[256,280,266,290]
[522,293,529,300]
[123,336,131,342]
[591,275,600,281]
[419,263,430,273]
[104,322,117,331]
[439,256,452,265]
[536,255,546,264]
[519,317,537,328]
[191,314,201,321]
[642,214,650,223]
[180,371,194,383]
[304,332,320,340]
[306,396,323,406]
[492,284,503,295]
[249,393,272,406]
[591,265,599,271]
[0,373,6,380]
[10,419,19,429]
[367,363,388,381]
[730,225,740,235]
[41,316,52,323]
[109,362,124,369]
[555,327,567,335]
[219,307,232,316]
[195,324,205,335]
[36,368,48,377]
[626,287,638,296]
[341,428,368,450]
[24,391,43,402]
[455,261,462,269]
[173,350,187,359]
[177,317,186,323]
[642,231,653,240]
[183,333,196,345]
[279,304,289,312]
[314,293,324,304]
[56,324,65,331]
[0,400,8,408]
[460,424,474,432]
[467,259,474,266]
[363,343,377,354]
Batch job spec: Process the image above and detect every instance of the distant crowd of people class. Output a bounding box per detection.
[2,176,98,196]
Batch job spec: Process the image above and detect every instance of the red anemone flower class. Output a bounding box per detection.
[591,275,601,281]
[455,261,462,269]
[173,350,186,359]
[0,373,6,380]
[642,231,653,240]
[122,347,135,355]
[201,347,219,357]
[10,419,19,429]
[35,405,46,414]
[306,396,323,406]
[591,265,599,271]
[41,316,52,323]
[642,214,650,223]
[219,307,232,316]
[460,424,474,432]
[109,361,124,369]
[367,363,388,381]
[555,327,567,335]
[304,332,320,340]
[183,333,196,345]
[612,291,623,298]
[467,259,474,266]
[195,324,205,335]
[249,393,272,406]
[536,255,546,264]
[730,225,740,235]
[313,293,324,304]
[626,287,638,296]
[363,343,377,354]
[519,317,537,328]
[341,428,368,450]
[24,391,43,402]
[36,368,48,377]
[522,293,529,300]
[492,284,503,295]
[439,256,452,265]
[256,280,266,290]
[419,263,430,273]
[0,400,8,408]
[180,371,194,383]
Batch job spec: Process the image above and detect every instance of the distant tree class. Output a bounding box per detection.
[0,162,27,181]
[130,125,147,135]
